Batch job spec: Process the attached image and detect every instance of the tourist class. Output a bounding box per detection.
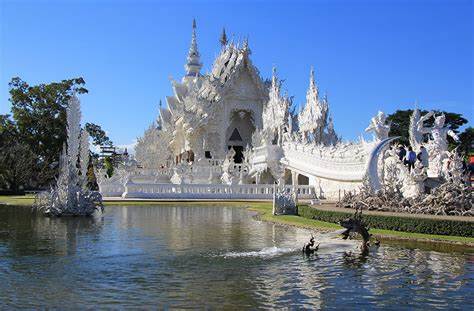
[405,146,417,172]
[398,145,406,162]
[417,146,429,168]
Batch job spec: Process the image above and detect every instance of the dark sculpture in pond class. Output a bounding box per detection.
[339,208,378,251]
[302,234,320,255]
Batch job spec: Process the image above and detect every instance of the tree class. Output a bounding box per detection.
[459,127,473,156]
[85,122,113,146]
[103,156,114,177]
[387,109,468,147]
[0,114,36,190]
[8,77,88,186]
[5,77,112,189]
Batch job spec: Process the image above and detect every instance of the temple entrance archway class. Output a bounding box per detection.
[227,145,244,163]
[226,110,255,163]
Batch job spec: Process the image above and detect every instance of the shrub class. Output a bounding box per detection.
[298,205,474,237]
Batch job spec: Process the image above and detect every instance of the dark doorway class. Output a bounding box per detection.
[227,145,244,163]
[298,174,309,185]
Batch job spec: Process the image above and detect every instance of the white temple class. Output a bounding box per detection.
[97,20,448,200]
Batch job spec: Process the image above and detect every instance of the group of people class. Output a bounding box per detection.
[397,144,429,172]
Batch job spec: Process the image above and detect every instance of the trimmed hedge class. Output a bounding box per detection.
[0,190,25,196]
[298,205,474,237]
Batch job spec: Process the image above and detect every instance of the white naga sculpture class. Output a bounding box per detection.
[365,111,391,141]
[35,95,103,216]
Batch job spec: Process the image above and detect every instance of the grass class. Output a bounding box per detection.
[247,203,474,243]
[0,194,35,206]
[1,195,473,244]
[247,203,341,230]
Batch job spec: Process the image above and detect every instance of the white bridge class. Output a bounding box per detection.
[99,139,389,201]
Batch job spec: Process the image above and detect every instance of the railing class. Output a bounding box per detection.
[121,183,316,199]
[99,183,125,197]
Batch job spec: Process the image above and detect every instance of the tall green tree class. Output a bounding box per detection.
[4,77,113,189]
[8,77,88,186]
[387,109,468,147]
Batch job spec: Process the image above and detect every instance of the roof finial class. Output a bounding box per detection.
[309,65,319,99]
[185,18,202,77]
[272,65,277,85]
[310,65,315,88]
[220,27,228,46]
[157,99,163,130]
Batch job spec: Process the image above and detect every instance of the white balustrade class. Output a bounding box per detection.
[121,182,315,200]
[99,183,125,197]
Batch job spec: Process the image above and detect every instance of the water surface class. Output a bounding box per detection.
[0,205,472,308]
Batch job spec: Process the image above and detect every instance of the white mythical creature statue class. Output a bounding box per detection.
[221,148,239,185]
[382,147,403,191]
[409,109,423,150]
[365,111,391,141]
[400,163,427,200]
[442,148,465,184]
[413,111,460,177]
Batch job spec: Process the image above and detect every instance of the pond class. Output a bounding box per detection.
[0,204,473,308]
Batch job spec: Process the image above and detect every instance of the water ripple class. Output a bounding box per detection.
[0,205,472,309]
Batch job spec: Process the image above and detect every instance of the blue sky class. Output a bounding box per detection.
[0,0,472,151]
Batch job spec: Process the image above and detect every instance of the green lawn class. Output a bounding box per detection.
[1,195,473,244]
[247,203,474,244]
[0,194,35,206]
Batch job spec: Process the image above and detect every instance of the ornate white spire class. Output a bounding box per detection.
[309,66,318,99]
[185,18,202,77]
[220,27,228,46]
